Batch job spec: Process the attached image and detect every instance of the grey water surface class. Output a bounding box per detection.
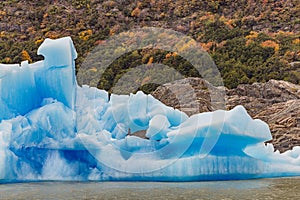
[0,177,299,200]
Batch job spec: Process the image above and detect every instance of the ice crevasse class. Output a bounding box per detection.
[0,37,300,182]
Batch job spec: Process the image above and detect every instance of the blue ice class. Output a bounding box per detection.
[0,37,300,182]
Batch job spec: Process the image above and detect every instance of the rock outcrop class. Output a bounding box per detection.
[255,100,300,152]
[226,80,300,116]
[151,78,215,116]
[152,78,300,152]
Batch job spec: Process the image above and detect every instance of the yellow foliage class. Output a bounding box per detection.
[78,29,93,41]
[177,40,197,52]
[275,31,294,36]
[0,11,6,19]
[245,31,258,40]
[86,29,92,35]
[35,39,44,45]
[219,15,226,22]
[260,40,280,52]
[21,50,32,63]
[0,31,5,38]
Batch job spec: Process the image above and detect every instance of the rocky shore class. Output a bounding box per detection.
[152,78,300,152]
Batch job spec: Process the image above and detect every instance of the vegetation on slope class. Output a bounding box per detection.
[0,0,299,90]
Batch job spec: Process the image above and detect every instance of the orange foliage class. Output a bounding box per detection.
[26,27,36,35]
[4,57,11,63]
[131,7,141,17]
[45,31,59,39]
[201,42,215,52]
[147,57,154,65]
[220,16,235,29]
[43,13,49,18]
[275,31,294,36]
[260,40,280,52]
[21,50,32,63]
[224,19,234,29]
[246,39,254,46]
[165,53,172,59]
[293,38,300,45]
[109,29,115,36]
[198,12,214,22]
[165,52,178,59]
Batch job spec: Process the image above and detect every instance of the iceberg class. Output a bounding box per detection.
[0,37,300,182]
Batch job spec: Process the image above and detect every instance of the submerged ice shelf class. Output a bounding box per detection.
[1,37,300,182]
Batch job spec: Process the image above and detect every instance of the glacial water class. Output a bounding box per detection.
[0,177,299,200]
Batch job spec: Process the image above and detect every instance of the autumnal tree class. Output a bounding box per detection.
[261,40,280,52]
[131,7,141,17]
[21,50,32,63]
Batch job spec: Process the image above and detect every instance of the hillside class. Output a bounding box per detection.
[0,0,299,89]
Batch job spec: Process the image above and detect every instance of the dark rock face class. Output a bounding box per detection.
[151,77,224,116]
[151,78,300,152]
[255,100,300,152]
[226,80,300,116]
